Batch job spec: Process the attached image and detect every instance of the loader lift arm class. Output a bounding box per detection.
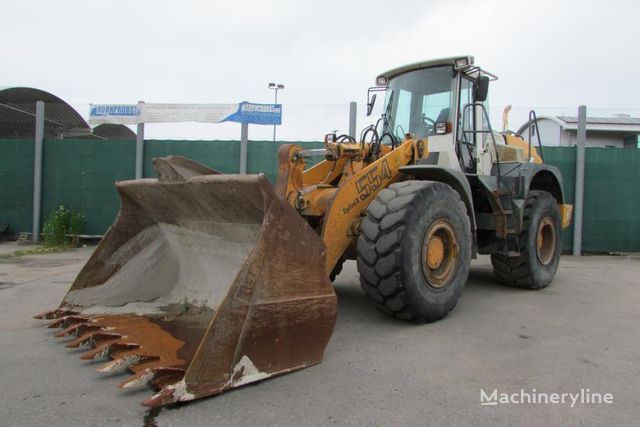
[275,137,429,274]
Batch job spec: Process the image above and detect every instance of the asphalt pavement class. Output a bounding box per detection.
[0,243,638,426]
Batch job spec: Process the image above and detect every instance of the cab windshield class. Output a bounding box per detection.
[380,65,456,141]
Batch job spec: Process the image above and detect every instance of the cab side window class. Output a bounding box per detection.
[458,78,473,144]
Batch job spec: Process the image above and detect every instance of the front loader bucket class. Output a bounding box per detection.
[35,173,337,406]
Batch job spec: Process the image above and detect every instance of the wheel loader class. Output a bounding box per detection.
[35,56,572,406]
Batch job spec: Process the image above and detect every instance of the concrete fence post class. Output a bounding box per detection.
[572,105,586,256]
[135,101,145,179]
[240,123,249,174]
[349,102,357,139]
[32,101,45,243]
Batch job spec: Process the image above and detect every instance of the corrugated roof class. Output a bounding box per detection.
[517,115,640,135]
[0,87,89,138]
[558,116,640,125]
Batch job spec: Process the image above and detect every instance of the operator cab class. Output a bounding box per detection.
[379,65,455,141]
[372,56,498,175]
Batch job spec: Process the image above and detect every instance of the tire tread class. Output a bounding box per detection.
[357,181,469,322]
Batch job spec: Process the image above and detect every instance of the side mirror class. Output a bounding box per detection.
[474,76,490,102]
[367,93,377,116]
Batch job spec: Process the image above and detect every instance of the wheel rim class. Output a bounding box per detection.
[421,219,458,288]
[536,217,556,265]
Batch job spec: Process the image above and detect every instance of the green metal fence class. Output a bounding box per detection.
[1,139,322,235]
[143,140,324,182]
[1,139,638,252]
[0,139,34,234]
[41,139,135,236]
[543,146,640,252]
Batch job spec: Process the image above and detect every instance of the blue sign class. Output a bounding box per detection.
[88,104,140,124]
[89,104,139,118]
[223,102,282,125]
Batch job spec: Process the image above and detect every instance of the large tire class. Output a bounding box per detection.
[491,190,561,289]
[357,181,472,323]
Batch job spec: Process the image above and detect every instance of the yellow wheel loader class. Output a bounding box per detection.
[36,56,572,406]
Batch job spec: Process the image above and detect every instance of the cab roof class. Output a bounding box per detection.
[376,55,475,84]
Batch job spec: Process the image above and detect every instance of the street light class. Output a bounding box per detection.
[268,82,284,142]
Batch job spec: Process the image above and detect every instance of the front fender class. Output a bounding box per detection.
[399,165,477,247]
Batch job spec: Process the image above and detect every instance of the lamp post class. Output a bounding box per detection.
[268,82,284,142]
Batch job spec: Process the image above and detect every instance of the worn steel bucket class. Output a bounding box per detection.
[35,158,337,406]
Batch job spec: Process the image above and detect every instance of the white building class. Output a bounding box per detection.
[517,115,640,148]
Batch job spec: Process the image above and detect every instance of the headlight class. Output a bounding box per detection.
[454,56,474,70]
[435,122,448,135]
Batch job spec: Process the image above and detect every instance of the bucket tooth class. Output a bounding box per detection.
[54,323,100,338]
[119,368,156,389]
[142,387,175,407]
[80,340,131,361]
[34,309,78,320]
[142,380,194,407]
[119,367,184,390]
[80,342,116,361]
[46,315,89,329]
[67,331,120,349]
[97,351,157,374]
[33,309,57,320]
[150,368,187,389]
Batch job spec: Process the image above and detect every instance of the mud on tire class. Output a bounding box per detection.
[356,181,472,323]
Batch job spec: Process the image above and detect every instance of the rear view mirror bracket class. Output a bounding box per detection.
[367,86,387,116]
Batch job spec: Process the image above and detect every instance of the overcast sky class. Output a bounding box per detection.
[3,0,639,140]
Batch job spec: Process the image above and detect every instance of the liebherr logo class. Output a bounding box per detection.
[480,388,613,407]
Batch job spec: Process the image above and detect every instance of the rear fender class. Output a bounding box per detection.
[527,165,572,228]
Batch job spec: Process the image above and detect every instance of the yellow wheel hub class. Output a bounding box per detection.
[427,235,445,269]
[536,217,556,265]
[421,220,458,288]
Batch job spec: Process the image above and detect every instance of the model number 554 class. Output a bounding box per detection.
[355,159,392,201]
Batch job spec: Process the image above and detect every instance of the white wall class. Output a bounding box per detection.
[563,131,625,148]
[520,118,630,147]
[520,118,563,146]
